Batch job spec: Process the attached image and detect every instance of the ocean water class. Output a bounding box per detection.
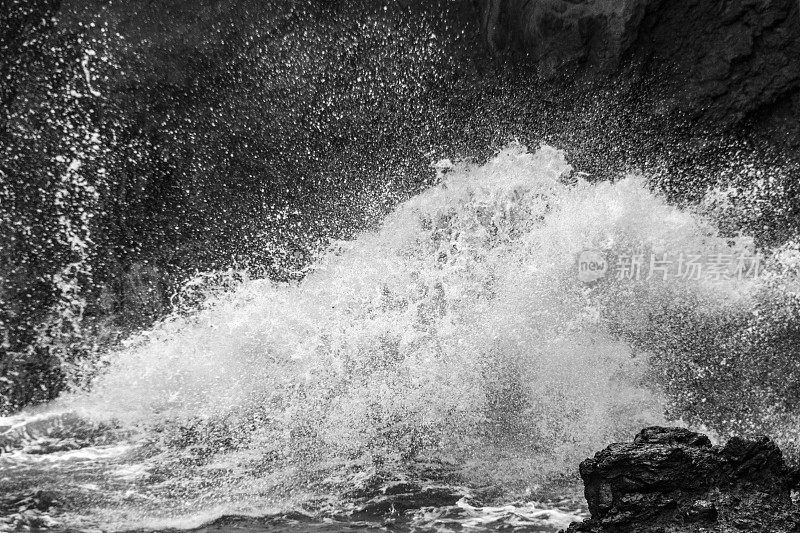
[0,144,791,532]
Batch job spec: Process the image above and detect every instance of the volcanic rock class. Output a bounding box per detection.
[565,426,800,532]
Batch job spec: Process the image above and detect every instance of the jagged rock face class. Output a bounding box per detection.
[566,427,800,533]
[479,0,800,128]
[480,0,652,69]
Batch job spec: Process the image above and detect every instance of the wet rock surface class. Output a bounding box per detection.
[565,427,800,532]
[478,0,800,142]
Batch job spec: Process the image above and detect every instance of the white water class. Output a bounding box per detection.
[1,143,785,531]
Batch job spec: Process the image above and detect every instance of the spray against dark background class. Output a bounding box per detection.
[1,0,799,424]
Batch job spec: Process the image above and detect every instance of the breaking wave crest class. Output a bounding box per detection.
[3,143,796,530]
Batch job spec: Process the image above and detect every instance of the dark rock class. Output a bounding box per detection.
[565,426,800,532]
[478,0,800,140]
[634,426,712,447]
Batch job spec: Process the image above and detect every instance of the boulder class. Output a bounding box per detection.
[565,427,800,532]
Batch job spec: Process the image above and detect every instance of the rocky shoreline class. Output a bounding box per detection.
[564,427,800,533]
[2,423,799,531]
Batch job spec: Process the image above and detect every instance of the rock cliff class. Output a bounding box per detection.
[478,0,800,138]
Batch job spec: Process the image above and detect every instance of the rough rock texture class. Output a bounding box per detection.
[479,0,800,136]
[565,427,800,533]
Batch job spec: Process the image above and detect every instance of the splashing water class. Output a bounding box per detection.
[0,143,789,531]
